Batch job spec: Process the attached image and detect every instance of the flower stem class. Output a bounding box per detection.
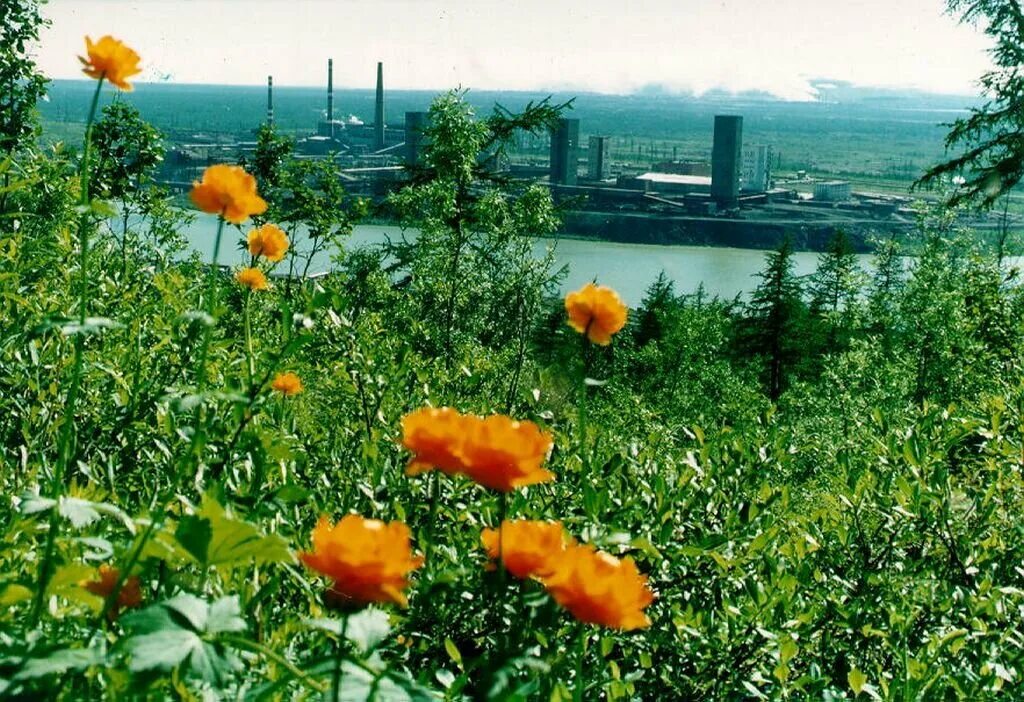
[183,216,225,481]
[332,616,350,701]
[424,471,438,569]
[223,634,328,695]
[31,76,104,626]
[573,625,588,702]
[244,289,255,387]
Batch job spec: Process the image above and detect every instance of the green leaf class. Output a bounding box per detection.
[175,494,292,571]
[124,630,205,675]
[345,608,391,653]
[206,596,247,634]
[122,595,245,684]
[849,667,867,695]
[14,646,106,680]
[175,515,212,564]
[444,638,463,669]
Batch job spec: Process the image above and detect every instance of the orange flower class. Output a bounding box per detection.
[79,36,141,91]
[271,372,303,396]
[190,164,268,224]
[80,564,143,618]
[544,545,654,630]
[248,224,290,262]
[400,407,469,477]
[565,282,628,345]
[458,415,554,492]
[236,267,268,291]
[481,520,574,580]
[299,515,424,607]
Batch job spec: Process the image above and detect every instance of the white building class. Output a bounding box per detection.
[814,181,852,202]
[741,145,772,192]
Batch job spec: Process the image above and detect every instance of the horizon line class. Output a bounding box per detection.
[44,77,980,103]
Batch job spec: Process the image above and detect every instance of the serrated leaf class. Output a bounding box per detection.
[61,317,122,337]
[58,497,101,528]
[19,493,56,515]
[177,494,292,571]
[125,630,204,674]
[345,608,391,653]
[14,646,105,680]
[122,595,245,685]
[206,596,246,634]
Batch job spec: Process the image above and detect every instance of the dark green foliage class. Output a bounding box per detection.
[0,0,49,157]
[918,0,1024,206]
[740,238,808,400]
[91,102,164,200]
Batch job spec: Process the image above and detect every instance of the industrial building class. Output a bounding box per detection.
[550,118,580,185]
[404,111,430,166]
[711,115,743,208]
[160,66,965,252]
[814,181,852,202]
[588,135,611,181]
[742,145,772,192]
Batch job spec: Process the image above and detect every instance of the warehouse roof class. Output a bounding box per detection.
[636,172,712,186]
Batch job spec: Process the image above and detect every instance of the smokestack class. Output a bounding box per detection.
[327,58,334,136]
[266,75,274,126]
[374,61,385,151]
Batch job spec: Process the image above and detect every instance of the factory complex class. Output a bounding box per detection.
[160,60,1010,251]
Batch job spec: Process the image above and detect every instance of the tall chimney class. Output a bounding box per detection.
[374,61,385,151]
[327,58,334,137]
[266,75,274,126]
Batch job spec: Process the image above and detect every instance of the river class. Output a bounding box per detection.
[178,216,874,306]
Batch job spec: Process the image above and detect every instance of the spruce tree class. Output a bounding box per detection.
[634,271,676,347]
[810,229,864,353]
[917,0,1024,206]
[744,238,806,401]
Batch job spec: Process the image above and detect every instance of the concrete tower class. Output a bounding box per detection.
[550,118,580,185]
[588,135,610,180]
[374,62,386,151]
[711,115,743,208]
[405,111,430,166]
[327,59,335,121]
[266,75,274,126]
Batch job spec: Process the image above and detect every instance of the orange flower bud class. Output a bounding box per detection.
[299,515,424,607]
[271,372,303,396]
[80,564,143,619]
[247,224,290,262]
[458,415,554,492]
[481,520,574,580]
[236,267,268,291]
[190,164,268,224]
[544,545,654,630]
[79,36,141,91]
[400,408,555,492]
[401,407,469,477]
[565,283,628,345]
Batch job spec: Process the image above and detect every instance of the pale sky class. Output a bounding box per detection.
[38,0,992,100]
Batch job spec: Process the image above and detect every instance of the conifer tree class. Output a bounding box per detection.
[634,271,676,347]
[743,238,806,401]
[810,229,864,353]
[917,0,1024,205]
